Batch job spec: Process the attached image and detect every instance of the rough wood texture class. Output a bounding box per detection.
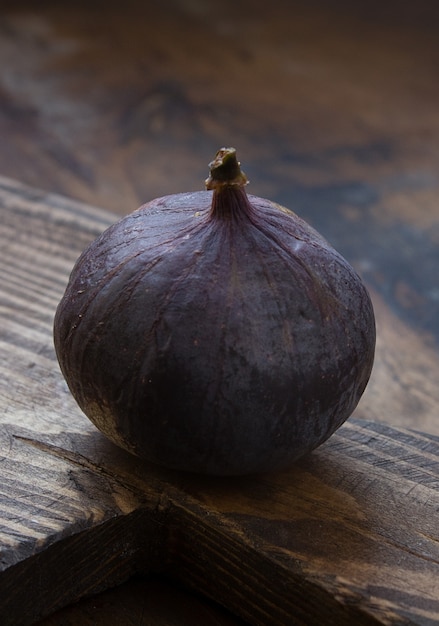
[0,178,438,625]
[1,0,439,623]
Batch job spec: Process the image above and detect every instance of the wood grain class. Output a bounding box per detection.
[0,1,438,623]
[0,178,438,625]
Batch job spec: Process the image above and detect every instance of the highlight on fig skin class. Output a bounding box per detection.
[53,147,376,476]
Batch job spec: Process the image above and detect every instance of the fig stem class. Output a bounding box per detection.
[205,147,248,190]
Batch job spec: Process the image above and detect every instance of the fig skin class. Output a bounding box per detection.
[54,149,375,476]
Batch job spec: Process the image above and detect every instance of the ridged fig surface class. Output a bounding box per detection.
[54,161,375,475]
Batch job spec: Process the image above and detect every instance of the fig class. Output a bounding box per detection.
[54,148,375,476]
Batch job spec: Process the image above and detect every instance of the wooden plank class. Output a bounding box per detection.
[1,2,439,621]
[38,577,247,626]
[167,422,439,626]
[10,418,438,626]
[1,178,439,625]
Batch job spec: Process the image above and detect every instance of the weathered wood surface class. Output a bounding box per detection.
[0,178,439,626]
[0,0,439,623]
